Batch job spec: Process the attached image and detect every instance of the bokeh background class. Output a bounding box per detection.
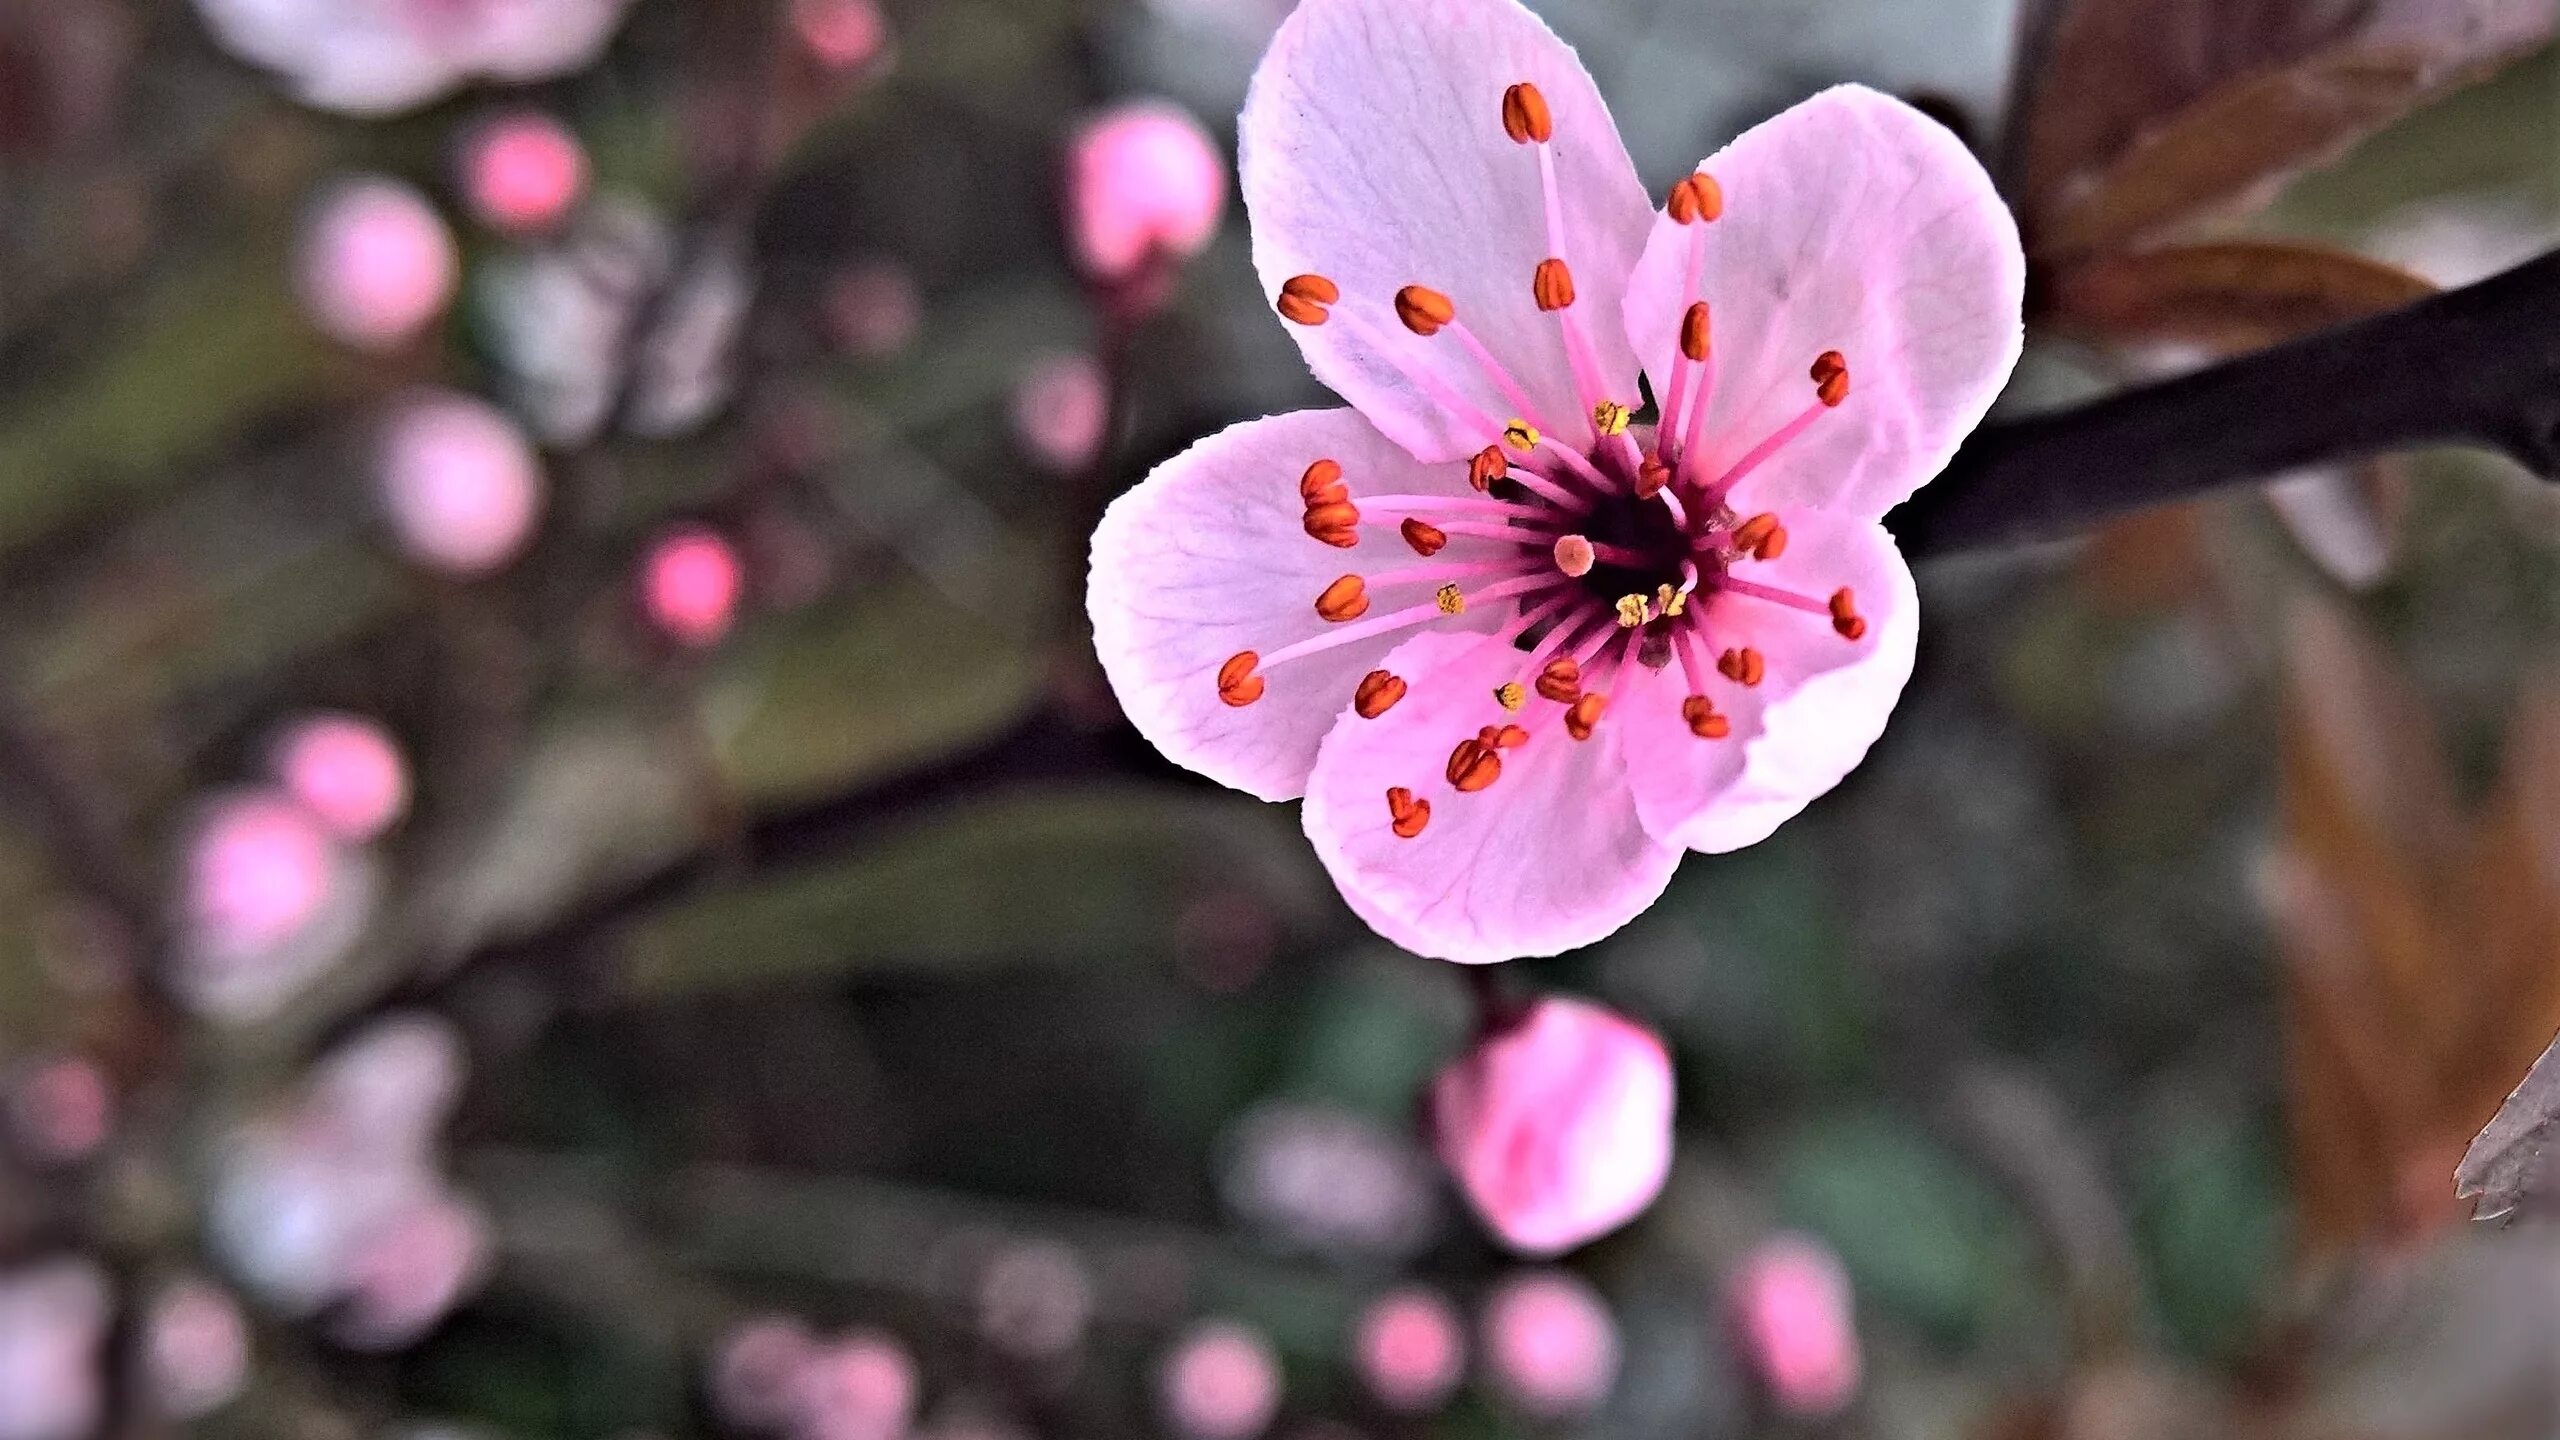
[0,0,2555,1437]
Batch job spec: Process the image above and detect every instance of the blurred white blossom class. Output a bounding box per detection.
[193,0,634,116]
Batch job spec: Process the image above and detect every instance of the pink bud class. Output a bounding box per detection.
[791,1331,918,1440]
[1428,995,1673,1255]
[975,1240,1090,1361]
[1479,1270,1616,1420]
[331,1192,489,1352]
[295,176,457,350]
[459,111,588,235]
[639,524,743,648]
[270,712,409,843]
[791,0,888,70]
[1009,352,1109,473]
[1729,1235,1859,1419]
[1159,1320,1281,1440]
[183,792,337,959]
[377,389,546,576]
[1352,1288,1463,1415]
[1064,100,1226,285]
[5,1059,110,1167]
[822,260,922,359]
[708,1315,820,1431]
[141,1278,250,1420]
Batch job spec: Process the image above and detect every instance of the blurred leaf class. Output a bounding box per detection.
[619,786,1336,992]
[2129,1119,2285,1360]
[2458,1029,2560,1221]
[2045,241,2434,347]
[701,576,1043,808]
[2015,0,2556,259]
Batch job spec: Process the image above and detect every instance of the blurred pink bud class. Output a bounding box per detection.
[1479,1270,1616,1420]
[5,1058,111,1167]
[184,792,336,958]
[310,1011,465,1150]
[1064,100,1226,284]
[640,524,744,648]
[142,1278,250,1420]
[0,1259,109,1440]
[822,260,922,359]
[271,712,409,843]
[378,389,547,575]
[1429,995,1672,1256]
[331,1193,489,1352]
[296,176,457,350]
[1159,1320,1282,1440]
[1352,1288,1463,1415]
[791,0,887,70]
[709,1316,820,1432]
[791,1331,918,1440]
[459,111,587,234]
[976,1240,1091,1361]
[1730,1235,1859,1419]
[1010,352,1109,472]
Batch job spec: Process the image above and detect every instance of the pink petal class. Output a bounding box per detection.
[1088,409,1495,802]
[1300,630,1679,964]
[1618,511,1917,853]
[1621,86,2023,519]
[1240,0,1652,463]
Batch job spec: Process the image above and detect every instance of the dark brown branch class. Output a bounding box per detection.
[1895,247,2560,556]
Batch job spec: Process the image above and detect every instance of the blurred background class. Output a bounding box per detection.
[0,0,2554,1436]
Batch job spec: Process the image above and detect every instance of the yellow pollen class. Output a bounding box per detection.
[1655,583,1687,618]
[1592,399,1631,436]
[1493,681,1525,712]
[1502,419,1540,452]
[1435,583,1466,615]
[1615,593,1653,628]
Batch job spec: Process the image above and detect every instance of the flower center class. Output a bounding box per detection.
[1212,79,1877,840]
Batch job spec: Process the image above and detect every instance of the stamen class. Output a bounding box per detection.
[1681,694,1731,739]
[1720,577,1831,616]
[1500,82,1553,145]
[1701,357,1845,503]
[1394,285,1454,337]
[1492,680,1526,712]
[1564,692,1607,741]
[1635,457,1671,499]
[1362,492,1545,519]
[1592,399,1631,436]
[1812,350,1850,407]
[1400,518,1447,556]
[1435,583,1467,615]
[1482,723,1529,749]
[1445,320,1556,437]
[1829,587,1867,641]
[1396,517,1554,546]
[1362,558,1522,589]
[1731,512,1786,560]
[1666,172,1723,224]
[1275,274,1340,326]
[1386,786,1431,838]
[1446,736,1502,792]
[1217,651,1264,707]
[1468,446,1508,492]
[1304,499,1360,547]
[1614,593,1653,628]
[1299,458,1347,505]
[1527,141,1618,435]
[1653,582,1687,618]
[1533,258,1575,312]
[1315,575,1369,622]
[1717,647,1766,687]
[1257,574,1567,670]
[1503,419,1540,451]
[1355,669,1408,718]
[1536,656,1582,703]
[1552,534,1594,577]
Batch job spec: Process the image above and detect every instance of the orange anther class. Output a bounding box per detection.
[1501,82,1553,144]
[1830,586,1866,640]
[1533,257,1575,311]
[1667,172,1722,224]
[1400,517,1447,556]
[1394,285,1455,337]
[1302,500,1361,546]
[1564,693,1608,741]
[1682,694,1730,739]
[1298,458,1347,505]
[1811,350,1850,407]
[1467,445,1508,492]
[1635,457,1672,499]
[1488,723,1529,749]
[1387,786,1431,837]
[1732,512,1786,559]
[1447,737,1502,791]
[1536,657,1581,704]
[1315,574,1369,622]
[1679,301,1712,362]
[1276,274,1340,326]
[1354,669,1408,719]
[1217,651,1264,707]
[1717,646,1766,686]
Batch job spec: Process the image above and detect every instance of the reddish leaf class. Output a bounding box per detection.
[2045,241,2435,347]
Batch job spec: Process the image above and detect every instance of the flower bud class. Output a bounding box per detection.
[1480,1269,1616,1419]
[458,111,587,235]
[1729,1234,1859,1418]
[639,524,744,648]
[270,712,408,843]
[1158,1320,1280,1440]
[1065,100,1227,287]
[295,177,456,350]
[377,389,546,577]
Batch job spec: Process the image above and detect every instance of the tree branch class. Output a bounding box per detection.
[1896,247,2560,556]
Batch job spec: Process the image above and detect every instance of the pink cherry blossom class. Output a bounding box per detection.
[459,110,588,235]
[4,1058,111,1167]
[1086,0,2023,963]
[1478,1269,1616,1420]
[377,388,547,576]
[0,1259,108,1440]
[1428,994,1672,1254]
[271,712,410,843]
[1012,352,1111,472]
[141,1278,251,1420]
[193,0,633,116]
[789,1332,918,1440]
[1352,1287,1464,1414]
[295,176,458,351]
[708,1316,822,1432]
[791,0,888,71]
[1159,1320,1282,1440]
[639,524,744,648]
[1065,100,1228,285]
[172,788,375,1020]
[1729,1234,1860,1419]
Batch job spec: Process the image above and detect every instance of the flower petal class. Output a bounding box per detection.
[1302,630,1680,963]
[1241,0,1653,463]
[1619,510,1918,852]
[1622,85,2024,519]
[1088,409,1497,803]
